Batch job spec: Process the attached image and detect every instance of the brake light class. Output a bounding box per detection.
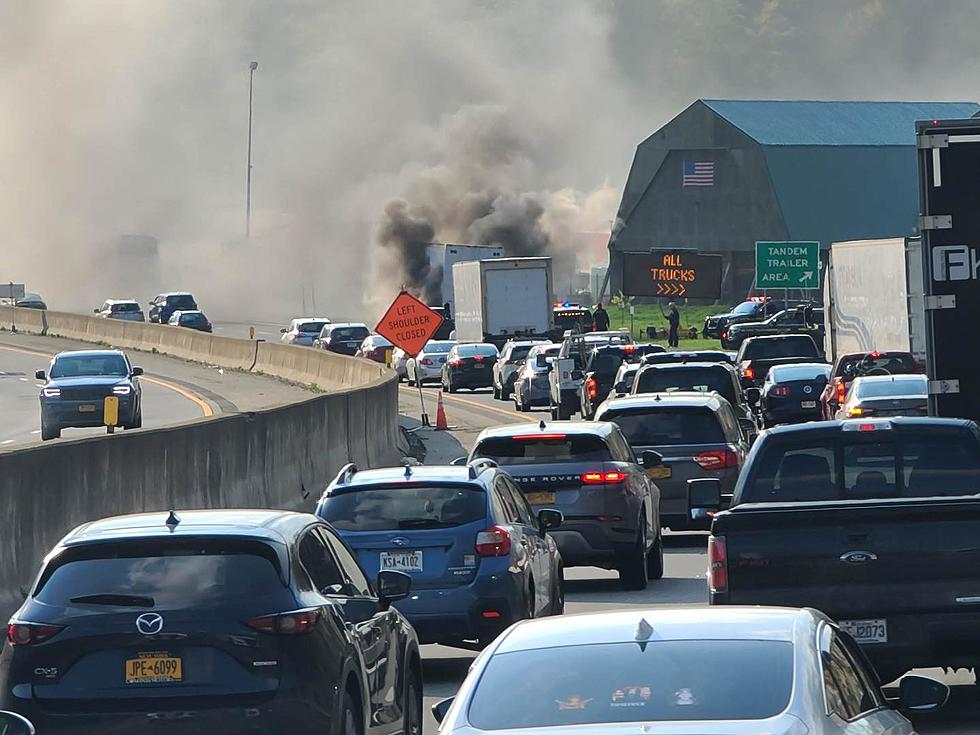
[870,351,881,359]
[475,526,511,556]
[246,608,320,635]
[585,376,598,399]
[474,355,484,362]
[742,366,755,381]
[420,357,433,366]
[7,622,64,646]
[721,331,728,340]
[707,535,728,593]
[842,420,893,432]
[694,450,738,470]
[623,345,636,354]
[770,386,790,397]
[835,377,847,403]
[582,470,627,484]
[449,359,461,367]
[513,433,567,440]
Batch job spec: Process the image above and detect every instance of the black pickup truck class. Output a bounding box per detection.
[735,334,824,389]
[690,417,980,682]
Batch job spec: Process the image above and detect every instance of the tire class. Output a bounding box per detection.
[407,367,416,387]
[515,397,526,413]
[40,422,60,441]
[523,581,536,621]
[127,405,143,430]
[341,689,363,735]
[618,527,649,591]
[493,383,501,400]
[550,566,565,615]
[646,532,665,580]
[550,405,559,420]
[447,376,457,394]
[404,671,422,735]
[501,384,512,400]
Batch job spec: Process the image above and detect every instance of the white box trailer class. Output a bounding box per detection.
[822,237,926,365]
[426,243,504,311]
[452,257,554,344]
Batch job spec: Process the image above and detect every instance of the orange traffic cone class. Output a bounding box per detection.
[435,391,449,431]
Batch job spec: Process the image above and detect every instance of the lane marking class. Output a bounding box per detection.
[1,439,13,445]
[401,386,534,423]
[0,343,213,418]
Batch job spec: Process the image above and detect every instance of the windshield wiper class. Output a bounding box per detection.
[398,518,452,529]
[69,593,155,607]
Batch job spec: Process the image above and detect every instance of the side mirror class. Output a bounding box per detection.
[376,570,412,609]
[537,508,563,537]
[34,370,45,381]
[899,675,948,713]
[641,450,663,468]
[0,712,35,734]
[688,478,722,521]
[450,456,469,466]
[570,370,584,381]
[131,366,144,377]
[745,388,761,406]
[432,697,454,724]
[280,327,288,333]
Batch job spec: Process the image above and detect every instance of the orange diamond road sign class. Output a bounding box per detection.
[375,292,444,358]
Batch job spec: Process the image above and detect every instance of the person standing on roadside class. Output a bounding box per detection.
[667,302,680,348]
[593,302,610,332]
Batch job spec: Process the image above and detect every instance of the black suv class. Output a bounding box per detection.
[469,421,663,590]
[632,360,757,428]
[148,292,198,324]
[0,509,422,735]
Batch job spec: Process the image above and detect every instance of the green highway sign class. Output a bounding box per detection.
[755,241,820,289]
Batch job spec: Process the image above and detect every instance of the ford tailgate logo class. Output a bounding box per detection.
[839,550,877,565]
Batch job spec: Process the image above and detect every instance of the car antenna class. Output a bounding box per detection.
[654,394,661,402]
[404,464,413,478]
[635,617,654,651]
[165,509,180,532]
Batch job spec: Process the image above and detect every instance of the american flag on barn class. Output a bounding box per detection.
[682,160,714,187]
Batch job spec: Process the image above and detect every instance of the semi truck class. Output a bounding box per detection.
[452,257,554,346]
[822,237,926,366]
[426,243,503,312]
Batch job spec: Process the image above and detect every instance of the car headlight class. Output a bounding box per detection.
[113,385,132,395]
[42,387,60,398]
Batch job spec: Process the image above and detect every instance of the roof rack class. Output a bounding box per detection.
[333,462,359,485]
[468,458,498,479]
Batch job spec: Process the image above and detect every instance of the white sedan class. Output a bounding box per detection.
[434,606,947,735]
[280,317,331,347]
[405,340,456,386]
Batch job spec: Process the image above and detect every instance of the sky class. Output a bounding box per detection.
[2,0,979,320]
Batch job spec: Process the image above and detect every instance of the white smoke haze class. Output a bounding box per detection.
[2,1,980,321]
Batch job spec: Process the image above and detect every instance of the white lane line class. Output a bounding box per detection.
[18,377,27,381]
[30,430,40,435]
[1,439,14,445]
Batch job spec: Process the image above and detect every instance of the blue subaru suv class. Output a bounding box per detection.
[316,461,564,649]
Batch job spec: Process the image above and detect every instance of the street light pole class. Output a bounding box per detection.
[246,60,258,239]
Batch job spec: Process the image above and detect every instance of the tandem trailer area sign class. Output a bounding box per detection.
[755,241,820,289]
[621,251,723,299]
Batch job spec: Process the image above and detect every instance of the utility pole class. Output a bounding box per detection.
[246,60,258,239]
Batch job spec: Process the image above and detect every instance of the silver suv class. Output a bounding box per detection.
[468,420,662,590]
[493,340,550,401]
[548,330,633,420]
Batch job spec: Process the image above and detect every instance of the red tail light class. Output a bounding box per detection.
[513,433,567,440]
[582,470,627,484]
[742,366,755,381]
[835,377,847,404]
[475,526,511,556]
[585,376,598,399]
[420,357,433,366]
[707,535,728,593]
[246,608,320,635]
[7,622,64,646]
[721,331,728,340]
[474,355,484,362]
[770,386,791,397]
[694,450,738,470]
[449,359,461,367]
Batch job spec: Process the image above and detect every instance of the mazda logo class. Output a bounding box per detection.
[136,612,164,635]
[390,537,409,547]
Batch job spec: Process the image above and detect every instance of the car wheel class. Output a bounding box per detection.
[514,396,525,412]
[341,689,363,735]
[407,367,416,387]
[40,422,60,441]
[493,383,501,400]
[618,526,648,591]
[523,581,536,620]
[404,671,422,735]
[646,532,665,580]
[447,376,457,393]
[550,404,558,420]
[501,384,511,400]
[550,566,565,615]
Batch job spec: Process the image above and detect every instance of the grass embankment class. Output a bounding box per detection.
[606,304,726,351]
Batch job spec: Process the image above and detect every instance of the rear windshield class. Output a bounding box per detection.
[839,353,916,379]
[473,435,612,465]
[424,341,456,354]
[322,486,486,531]
[742,433,980,503]
[299,321,329,333]
[166,295,196,308]
[458,344,498,357]
[506,345,536,361]
[743,336,818,360]
[603,407,725,446]
[589,353,623,375]
[35,539,285,608]
[770,365,830,382]
[50,353,128,378]
[855,377,927,399]
[179,312,207,325]
[467,640,793,728]
[635,366,735,405]
[332,326,370,340]
[110,302,141,313]
[554,310,593,330]
[733,301,760,316]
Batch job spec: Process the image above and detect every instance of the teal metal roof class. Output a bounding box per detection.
[702,99,980,146]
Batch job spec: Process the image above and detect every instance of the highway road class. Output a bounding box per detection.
[399,381,978,735]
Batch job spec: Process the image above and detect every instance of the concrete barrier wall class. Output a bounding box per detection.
[0,306,400,616]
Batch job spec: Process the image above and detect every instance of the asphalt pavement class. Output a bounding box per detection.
[398,379,980,735]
